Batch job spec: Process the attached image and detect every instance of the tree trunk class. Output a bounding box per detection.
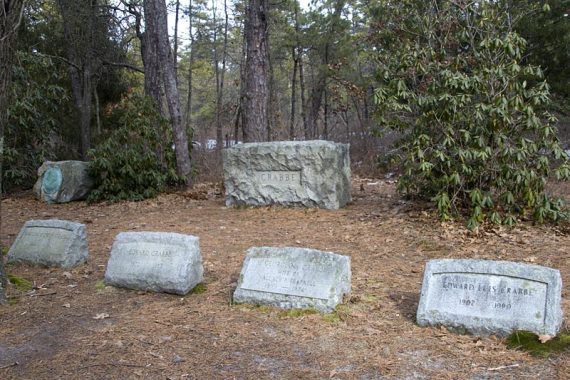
[267,47,274,141]
[185,0,194,130]
[364,85,372,126]
[0,0,26,305]
[308,72,325,139]
[135,4,162,107]
[146,0,193,185]
[306,0,345,140]
[293,1,308,140]
[173,0,180,81]
[299,49,308,140]
[233,105,241,143]
[94,85,101,136]
[243,0,269,142]
[323,84,328,140]
[351,96,365,134]
[134,1,165,166]
[58,0,97,160]
[218,0,228,147]
[68,65,93,159]
[289,46,298,140]
[342,106,350,141]
[212,0,221,149]
[238,18,247,142]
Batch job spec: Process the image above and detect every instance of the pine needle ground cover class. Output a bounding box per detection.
[1,179,569,378]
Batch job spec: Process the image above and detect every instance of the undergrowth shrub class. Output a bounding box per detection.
[87,93,181,202]
[3,52,69,192]
[372,1,570,229]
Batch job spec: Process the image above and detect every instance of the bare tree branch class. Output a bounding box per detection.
[102,60,144,73]
[0,0,27,42]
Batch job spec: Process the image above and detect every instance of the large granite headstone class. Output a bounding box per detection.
[105,232,203,295]
[33,160,94,204]
[7,219,89,268]
[417,259,563,336]
[223,140,351,209]
[233,247,351,312]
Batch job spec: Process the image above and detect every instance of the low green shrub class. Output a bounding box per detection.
[87,93,181,202]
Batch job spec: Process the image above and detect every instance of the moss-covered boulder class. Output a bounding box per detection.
[33,161,94,204]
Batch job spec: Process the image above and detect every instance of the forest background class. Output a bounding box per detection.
[1,0,570,361]
[1,0,568,194]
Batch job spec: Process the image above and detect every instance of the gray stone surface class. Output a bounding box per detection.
[223,140,351,209]
[417,259,563,336]
[105,232,203,295]
[233,247,351,312]
[33,161,94,204]
[7,220,89,268]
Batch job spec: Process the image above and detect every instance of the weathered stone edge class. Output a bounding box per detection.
[416,259,563,336]
[112,231,199,245]
[233,247,351,313]
[104,231,203,295]
[7,219,88,268]
[223,141,351,210]
[226,140,345,150]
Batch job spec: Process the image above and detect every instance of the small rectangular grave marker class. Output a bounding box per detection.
[223,140,351,209]
[417,259,563,336]
[233,247,351,312]
[7,219,88,268]
[104,232,203,295]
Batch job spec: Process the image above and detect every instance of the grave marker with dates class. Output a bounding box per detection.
[233,247,351,312]
[104,232,203,295]
[223,140,351,209]
[417,259,563,336]
[8,219,89,268]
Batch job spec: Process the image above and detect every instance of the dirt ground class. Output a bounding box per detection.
[1,179,569,379]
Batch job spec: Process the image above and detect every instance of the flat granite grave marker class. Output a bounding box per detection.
[223,140,351,209]
[233,247,351,312]
[105,232,203,295]
[417,259,563,336]
[7,219,88,268]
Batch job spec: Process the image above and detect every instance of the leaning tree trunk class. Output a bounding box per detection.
[243,0,269,142]
[289,46,298,140]
[146,0,193,185]
[0,0,27,305]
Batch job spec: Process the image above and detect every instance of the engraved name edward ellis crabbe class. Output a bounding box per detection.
[417,259,563,336]
[428,273,546,321]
